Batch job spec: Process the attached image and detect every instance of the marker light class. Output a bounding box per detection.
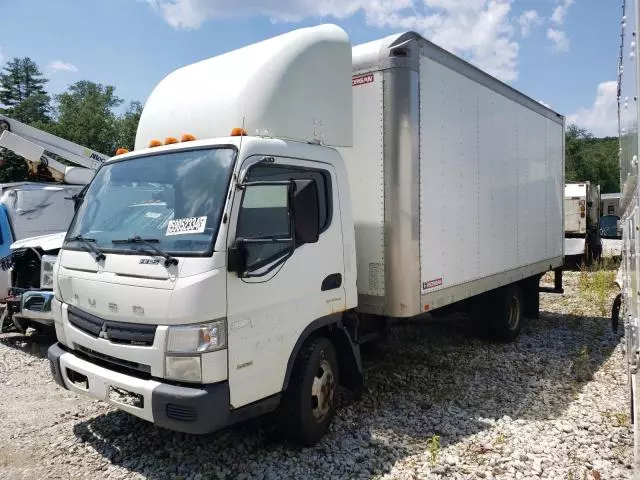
[164,137,178,145]
[181,134,197,142]
[149,139,162,148]
[115,148,129,156]
[230,128,247,136]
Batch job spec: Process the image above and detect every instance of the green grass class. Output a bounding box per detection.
[578,262,617,318]
[427,434,441,465]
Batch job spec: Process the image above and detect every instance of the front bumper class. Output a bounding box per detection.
[48,343,232,435]
[11,290,55,326]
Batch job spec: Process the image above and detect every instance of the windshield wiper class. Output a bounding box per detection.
[66,235,106,262]
[112,236,179,267]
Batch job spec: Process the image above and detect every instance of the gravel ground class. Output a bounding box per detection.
[0,270,633,480]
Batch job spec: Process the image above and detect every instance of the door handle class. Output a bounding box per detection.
[321,273,342,291]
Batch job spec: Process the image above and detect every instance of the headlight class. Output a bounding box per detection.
[166,319,227,353]
[165,356,202,383]
[40,255,58,290]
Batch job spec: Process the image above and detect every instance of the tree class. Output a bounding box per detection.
[52,80,123,155]
[565,124,620,194]
[0,57,50,124]
[0,152,29,182]
[115,101,143,151]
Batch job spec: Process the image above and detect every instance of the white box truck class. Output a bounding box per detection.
[601,192,621,217]
[564,181,602,259]
[47,25,565,445]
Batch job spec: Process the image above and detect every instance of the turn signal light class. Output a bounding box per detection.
[165,137,179,145]
[115,148,129,156]
[149,139,162,148]
[181,134,197,142]
[230,128,247,137]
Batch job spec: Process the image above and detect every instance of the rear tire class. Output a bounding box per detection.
[280,337,339,446]
[488,284,524,342]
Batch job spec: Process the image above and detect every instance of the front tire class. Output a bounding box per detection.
[280,337,339,446]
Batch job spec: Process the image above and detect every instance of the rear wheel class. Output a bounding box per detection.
[280,337,339,446]
[488,284,524,342]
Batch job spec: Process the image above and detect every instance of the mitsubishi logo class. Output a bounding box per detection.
[98,323,109,340]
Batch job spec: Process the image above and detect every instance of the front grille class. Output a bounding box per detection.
[166,403,197,422]
[68,306,157,347]
[74,344,152,375]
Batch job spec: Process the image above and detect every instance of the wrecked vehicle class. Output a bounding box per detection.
[0,184,80,333]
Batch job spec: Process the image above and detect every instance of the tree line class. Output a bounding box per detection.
[0,57,141,182]
[565,125,619,194]
[0,57,623,193]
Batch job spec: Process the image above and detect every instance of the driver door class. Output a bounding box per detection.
[226,156,345,408]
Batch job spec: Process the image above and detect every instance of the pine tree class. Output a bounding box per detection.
[0,57,50,123]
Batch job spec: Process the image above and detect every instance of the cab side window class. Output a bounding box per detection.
[236,163,332,271]
[244,164,331,232]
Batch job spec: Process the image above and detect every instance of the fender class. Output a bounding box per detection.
[281,312,363,393]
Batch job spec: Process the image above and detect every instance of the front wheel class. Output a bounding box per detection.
[280,337,339,446]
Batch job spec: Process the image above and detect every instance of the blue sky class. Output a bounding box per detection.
[0,0,621,137]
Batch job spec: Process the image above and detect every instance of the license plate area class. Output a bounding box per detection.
[108,386,144,409]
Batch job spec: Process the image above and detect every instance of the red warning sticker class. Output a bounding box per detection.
[423,278,443,290]
[352,74,374,87]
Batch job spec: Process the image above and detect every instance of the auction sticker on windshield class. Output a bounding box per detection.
[166,216,207,236]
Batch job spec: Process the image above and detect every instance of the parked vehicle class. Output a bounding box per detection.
[0,115,105,333]
[601,192,621,217]
[615,0,640,474]
[564,181,602,261]
[47,25,565,445]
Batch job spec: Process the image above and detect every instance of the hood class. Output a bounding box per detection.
[10,231,66,252]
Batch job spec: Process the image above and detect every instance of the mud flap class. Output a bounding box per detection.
[0,304,7,333]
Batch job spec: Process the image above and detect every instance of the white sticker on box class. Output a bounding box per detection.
[166,216,207,236]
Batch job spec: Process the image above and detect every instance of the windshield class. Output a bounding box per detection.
[66,147,236,255]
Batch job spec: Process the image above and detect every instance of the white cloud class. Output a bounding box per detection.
[538,100,551,108]
[49,60,79,73]
[547,28,570,52]
[567,81,618,137]
[0,47,4,66]
[518,10,541,37]
[143,0,521,82]
[547,0,574,53]
[551,0,574,25]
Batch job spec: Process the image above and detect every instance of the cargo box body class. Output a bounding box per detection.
[340,32,565,318]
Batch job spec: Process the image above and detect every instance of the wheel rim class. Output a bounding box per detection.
[507,295,521,331]
[311,359,336,423]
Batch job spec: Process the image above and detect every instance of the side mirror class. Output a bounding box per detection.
[292,179,320,244]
